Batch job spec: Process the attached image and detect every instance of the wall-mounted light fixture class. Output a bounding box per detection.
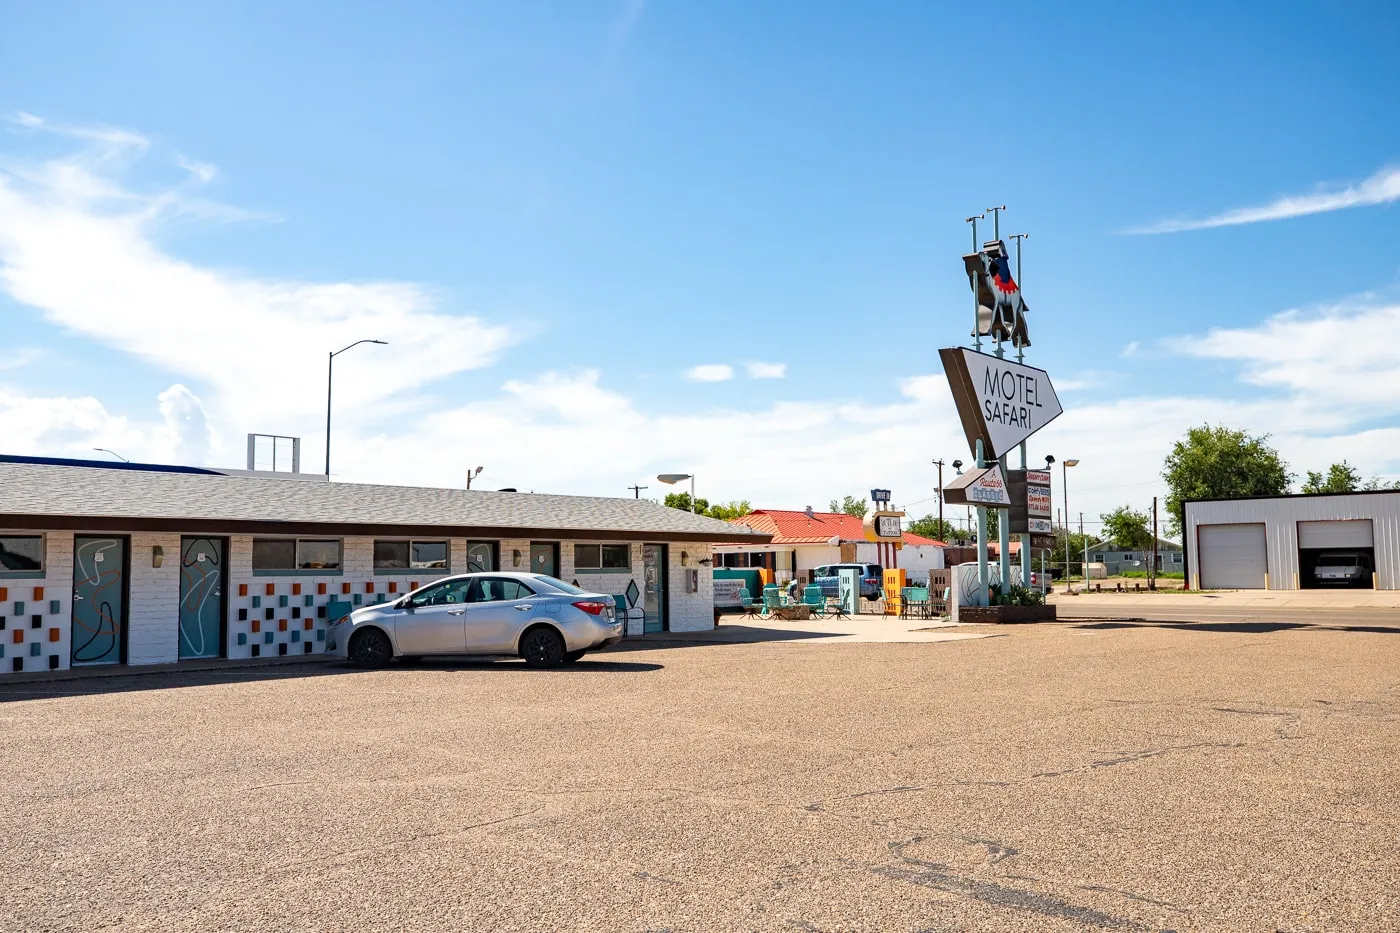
[680,551,690,566]
[152,545,164,569]
[512,549,522,567]
[698,557,713,566]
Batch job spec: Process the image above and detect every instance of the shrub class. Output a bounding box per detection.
[1119,570,1185,579]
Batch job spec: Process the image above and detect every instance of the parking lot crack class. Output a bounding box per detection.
[872,837,1157,931]
[274,808,544,870]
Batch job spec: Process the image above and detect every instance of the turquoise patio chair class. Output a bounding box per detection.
[801,585,827,617]
[738,588,761,619]
[761,586,782,615]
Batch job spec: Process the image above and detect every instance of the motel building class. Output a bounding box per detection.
[1185,490,1400,590]
[0,455,768,677]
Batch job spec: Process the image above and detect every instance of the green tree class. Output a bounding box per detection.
[1302,461,1361,494]
[1100,505,1154,552]
[1162,425,1292,535]
[705,499,752,521]
[828,496,868,518]
[663,492,710,514]
[906,515,964,543]
[1041,525,1095,579]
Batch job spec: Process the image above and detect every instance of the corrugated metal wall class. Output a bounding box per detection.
[1186,493,1400,590]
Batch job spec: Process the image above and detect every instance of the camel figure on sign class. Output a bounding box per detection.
[963,239,1030,349]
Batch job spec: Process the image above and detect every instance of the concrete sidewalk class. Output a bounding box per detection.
[1050,587,1400,611]
[626,611,990,647]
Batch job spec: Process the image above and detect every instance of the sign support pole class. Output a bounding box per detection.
[1010,231,1032,589]
[975,439,989,606]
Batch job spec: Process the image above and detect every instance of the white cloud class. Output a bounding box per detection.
[685,364,734,382]
[175,154,217,184]
[0,348,44,371]
[746,361,786,379]
[0,385,206,464]
[1120,340,1140,358]
[1167,301,1400,402]
[1128,165,1400,234]
[0,115,515,470]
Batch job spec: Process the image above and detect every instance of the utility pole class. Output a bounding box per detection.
[1152,496,1159,591]
[628,484,648,499]
[1080,512,1087,592]
[932,458,945,533]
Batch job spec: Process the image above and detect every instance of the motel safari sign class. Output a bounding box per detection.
[939,347,1063,461]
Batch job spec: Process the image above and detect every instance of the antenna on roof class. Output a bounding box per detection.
[804,505,814,519]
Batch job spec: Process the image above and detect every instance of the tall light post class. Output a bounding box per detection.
[932,458,945,535]
[325,339,388,477]
[1061,457,1079,590]
[466,466,483,489]
[92,448,129,463]
[657,473,696,513]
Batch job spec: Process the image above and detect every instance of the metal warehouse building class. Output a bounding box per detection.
[0,456,768,677]
[1185,491,1400,590]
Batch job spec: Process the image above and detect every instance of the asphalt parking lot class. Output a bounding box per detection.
[3,618,1398,932]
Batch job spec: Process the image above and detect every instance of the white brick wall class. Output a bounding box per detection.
[126,533,182,665]
[667,543,714,633]
[1,530,72,674]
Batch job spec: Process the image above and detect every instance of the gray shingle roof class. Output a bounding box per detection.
[0,462,770,543]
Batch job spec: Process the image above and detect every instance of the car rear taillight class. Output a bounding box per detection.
[864,577,878,585]
[573,601,609,616]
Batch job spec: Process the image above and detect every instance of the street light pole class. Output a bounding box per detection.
[1062,458,1080,592]
[325,339,388,477]
[932,458,945,533]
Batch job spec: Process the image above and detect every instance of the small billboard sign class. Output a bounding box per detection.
[943,464,1012,507]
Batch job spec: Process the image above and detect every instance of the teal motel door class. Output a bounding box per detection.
[71,536,128,666]
[642,544,667,633]
[179,537,226,659]
[530,542,559,578]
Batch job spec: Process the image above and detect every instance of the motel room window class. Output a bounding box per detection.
[574,544,631,572]
[0,535,44,575]
[252,538,343,573]
[374,540,449,572]
[466,541,497,573]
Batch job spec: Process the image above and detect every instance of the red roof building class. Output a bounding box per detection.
[714,510,947,580]
[727,510,944,547]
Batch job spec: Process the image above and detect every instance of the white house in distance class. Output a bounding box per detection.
[713,509,946,584]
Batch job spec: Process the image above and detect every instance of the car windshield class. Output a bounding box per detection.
[1316,555,1360,567]
[532,575,587,595]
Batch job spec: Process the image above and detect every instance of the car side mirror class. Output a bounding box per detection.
[395,597,411,610]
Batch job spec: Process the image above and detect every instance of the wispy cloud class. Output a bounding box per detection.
[606,0,647,57]
[0,114,515,467]
[686,363,734,382]
[8,110,149,154]
[746,361,786,379]
[0,347,45,372]
[1121,340,1140,358]
[175,154,217,184]
[1127,165,1400,234]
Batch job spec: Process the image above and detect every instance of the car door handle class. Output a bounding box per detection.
[514,604,532,611]
[447,609,466,615]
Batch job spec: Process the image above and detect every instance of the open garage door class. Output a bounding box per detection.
[1298,520,1374,589]
[1198,523,1267,590]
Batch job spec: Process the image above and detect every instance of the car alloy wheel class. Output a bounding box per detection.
[348,628,393,668]
[520,627,565,668]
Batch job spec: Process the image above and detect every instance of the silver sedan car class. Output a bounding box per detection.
[326,572,622,668]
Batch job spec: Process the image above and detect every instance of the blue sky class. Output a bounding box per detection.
[2,1,1399,533]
